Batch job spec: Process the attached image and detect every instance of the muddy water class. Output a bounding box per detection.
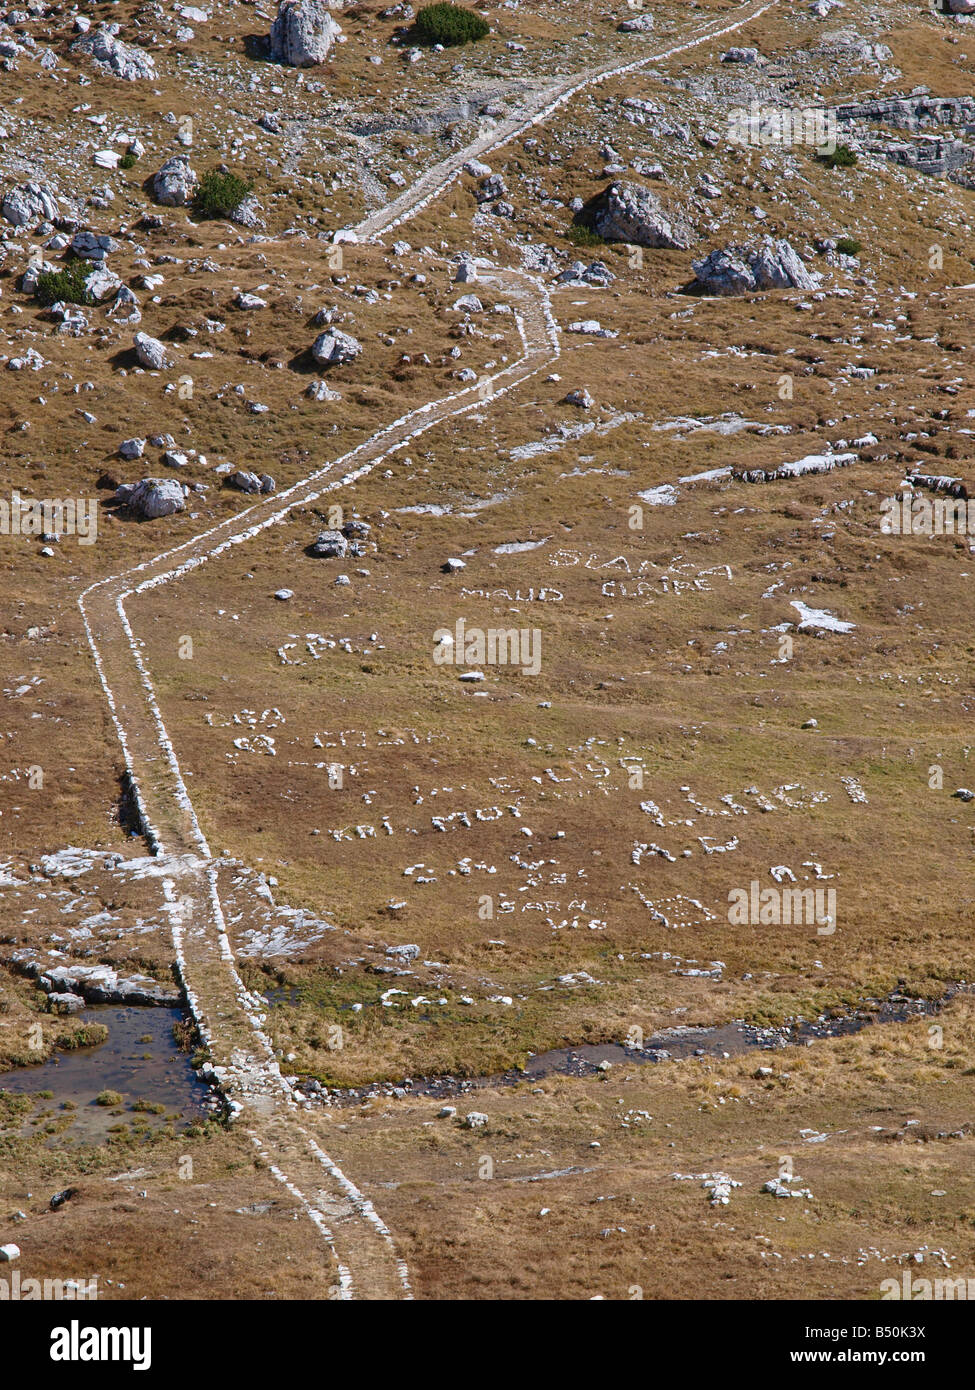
[0,1005,213,1143]
[321,986,970,1105]
[516,990,965,1079]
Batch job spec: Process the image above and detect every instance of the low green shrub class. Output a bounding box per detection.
[35,260,93,307]
[192,169,253,219]
[415,3,489,46]
[816,144,858,169]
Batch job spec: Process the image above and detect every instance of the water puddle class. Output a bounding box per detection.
[319,987,969,1105]
[0,1004,215,1144]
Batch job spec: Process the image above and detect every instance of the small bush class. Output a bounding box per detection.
[192,169,253,220]
[96,1089,123,1107]
[119,151,137,170]
[35,260,93,308]
[566,223,604,249]
[415,3,489,46]
[836,235,863,256]
[816,144,858,169]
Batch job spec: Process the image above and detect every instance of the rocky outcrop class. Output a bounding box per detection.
[13,951,179,1006]
[689,238,821,295]
[738,452,857,484]
[270,0,342,67]
[70,231,118,262]
[588,181,691,250]
[1,181,59,228]
[555,259,615,287]
[71,26,156,80]
[886,136,973,177]
[906,471,968,499]
[721,46,760,63]
[309,518,369,557]
[107,286,142,325]
[837,94,975,128]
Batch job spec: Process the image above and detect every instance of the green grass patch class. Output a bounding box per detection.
[415,3,489,45]
[565,223,605,249]
[60,1022,109,1051]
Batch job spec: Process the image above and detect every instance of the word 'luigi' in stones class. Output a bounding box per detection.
[270,0,343,67]
[114,477,186,519]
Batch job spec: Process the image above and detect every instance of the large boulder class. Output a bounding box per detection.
[71,26,156,80]
[1,181,59,228]
[115,478,186,519]
[589,181,691,250]
[270,0,342,67]
[311,328,362,366]
[310,528,348,557]
[133,332,172,369]
[152,155,197,207]
[618,14,654,31]
[689,238,822,295]
[947,0,975,12]
[70,230,118,261]
[83,265,122,301]
[689,245,756,295]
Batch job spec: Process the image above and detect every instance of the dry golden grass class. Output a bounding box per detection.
[3,0,975,1299]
